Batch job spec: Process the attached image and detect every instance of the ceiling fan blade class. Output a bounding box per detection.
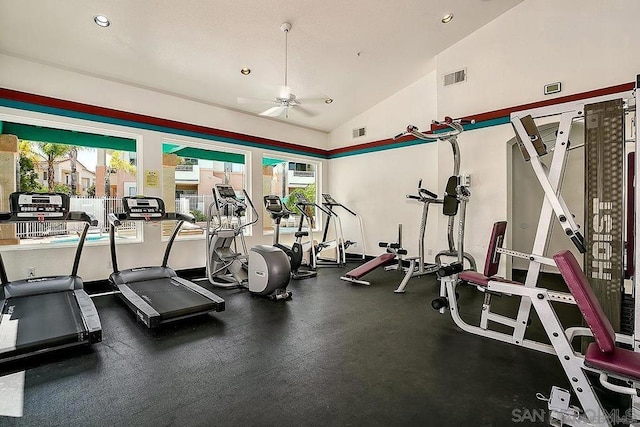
[292,105,317,117]
[296,96,329,105]
[237,97,276,105]
[259,106,287,117]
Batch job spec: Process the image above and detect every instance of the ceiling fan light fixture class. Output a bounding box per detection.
[441,13,454,24]
[325,98,333,104]
[240,68,251,75]
[94,15,111,27]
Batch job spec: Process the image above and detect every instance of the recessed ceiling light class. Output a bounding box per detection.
[441,13,454,24]
[240,68,251,75]
[325,98,333,104]
[94,15,110,27]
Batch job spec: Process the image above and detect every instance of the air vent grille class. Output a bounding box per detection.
[444,69,467,86]
[352,127,366,138]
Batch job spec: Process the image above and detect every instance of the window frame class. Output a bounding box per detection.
[261,151,322,236]
[161,136,251,241]
[0,111,143,249]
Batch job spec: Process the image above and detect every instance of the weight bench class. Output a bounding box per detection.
[340,253,397,285]
[555,251,640,383]
[472,250,640,426]
[341,232,407,286]
[457,221,521,287]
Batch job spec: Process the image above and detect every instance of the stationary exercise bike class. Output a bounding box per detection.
[263,195,316,280]
[206,184,292,300]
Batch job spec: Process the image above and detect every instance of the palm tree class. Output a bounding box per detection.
[18,141,44,192]
[36,142,73,192]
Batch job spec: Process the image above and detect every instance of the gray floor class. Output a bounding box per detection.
[0,264,625,426]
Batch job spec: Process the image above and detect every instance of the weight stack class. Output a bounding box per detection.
[584,99,624,332]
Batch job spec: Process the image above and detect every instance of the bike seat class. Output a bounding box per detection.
[295,231,308,238]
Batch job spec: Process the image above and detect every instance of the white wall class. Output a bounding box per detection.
[431,0,640,273]
[329,0,640,276]
[327,71,439,259]
[0,55,328,282]
[328,72,437,149]
[435,0,640,118]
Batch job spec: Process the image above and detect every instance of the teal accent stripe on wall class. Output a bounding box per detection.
[0,97,326,159]
[0,81,632,160]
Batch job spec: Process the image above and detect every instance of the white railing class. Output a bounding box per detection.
[175,195,215,219]
[15,196,136,240]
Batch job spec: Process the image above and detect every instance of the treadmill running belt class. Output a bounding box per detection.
[1,291,86,357]
[127,278,218,320]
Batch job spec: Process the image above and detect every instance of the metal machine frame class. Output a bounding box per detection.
[109,196,225,328]
[435,76,640,426]
[0,192,101,362]
[392,117,477,293]
[205,185,257,288]
[320,193,366,262]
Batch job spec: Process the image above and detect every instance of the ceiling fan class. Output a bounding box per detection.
[238,22,328,118]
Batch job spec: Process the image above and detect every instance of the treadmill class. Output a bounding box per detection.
[0,192,101,363]
[108,196,225,328]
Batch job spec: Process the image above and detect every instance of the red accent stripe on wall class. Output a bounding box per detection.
[427,81,635,132]
[327,81,635,156]
[0,87,327,157]
[1,81,634,159]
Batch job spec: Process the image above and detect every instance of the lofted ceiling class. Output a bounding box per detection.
[0,0,523,133]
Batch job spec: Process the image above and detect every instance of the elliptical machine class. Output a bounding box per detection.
[206,184,292,300]
[263,195,316,280]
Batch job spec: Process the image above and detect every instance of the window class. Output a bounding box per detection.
[162,141,248,239]
[5,120,139,246]
[262,156,319,235]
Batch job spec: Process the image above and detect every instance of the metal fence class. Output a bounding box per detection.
[15,196,136,239]
[175,194,215,217]
[13,195,248,240]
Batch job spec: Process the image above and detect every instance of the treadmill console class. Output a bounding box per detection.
[123,197,165,219]
[293,192,311,205]
[322,194,338,206]
[11,192,69,219]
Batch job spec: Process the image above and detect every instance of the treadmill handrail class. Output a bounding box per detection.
[108,199,195,272]
[68,211,98,226]
[295,200,332,217]
[165,212,196,223]
[108,212,122,227]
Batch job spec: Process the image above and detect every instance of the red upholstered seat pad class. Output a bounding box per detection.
[585,342,640,380]
[458,271,523,287]
[345,253,395,278]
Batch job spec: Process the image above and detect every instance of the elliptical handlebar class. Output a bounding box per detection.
[240,189,259,230]
[210,184,258,233]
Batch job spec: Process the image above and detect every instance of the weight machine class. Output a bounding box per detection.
[391,117,477,293]
[434,76,640,426]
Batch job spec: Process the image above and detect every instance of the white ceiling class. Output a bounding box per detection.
[0,0,522,133]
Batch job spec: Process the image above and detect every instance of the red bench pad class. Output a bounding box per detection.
[344,253,396,279]
[554,250,616,353]
[585,342,640,380]
[458,271,523,287]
